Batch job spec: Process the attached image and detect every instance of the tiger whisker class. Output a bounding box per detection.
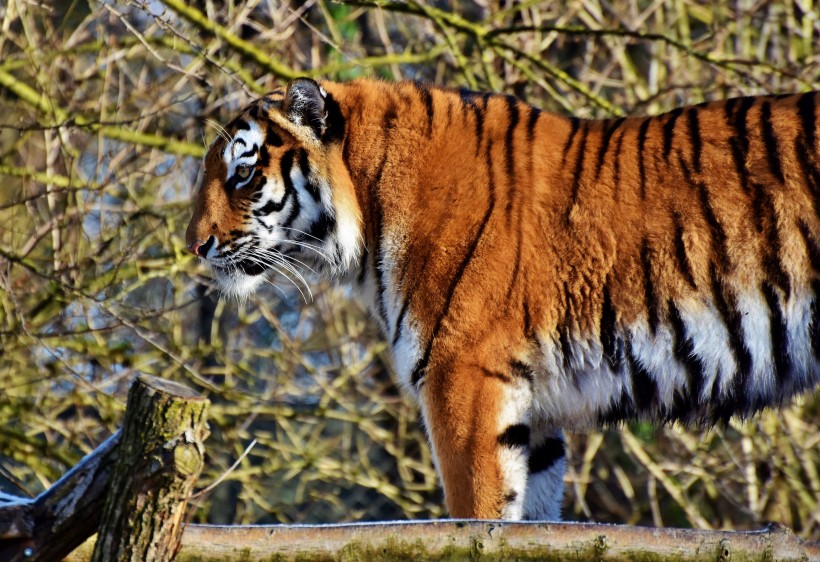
[278,226,325,244]
[234,250,313,303]
[204,119,231,144]
[255,248,320,276]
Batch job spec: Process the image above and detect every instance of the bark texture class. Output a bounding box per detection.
[91,374,209,562]
[65,520,820,561]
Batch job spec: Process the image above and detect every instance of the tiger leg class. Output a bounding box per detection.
[523,420,566,521]
[419,361,532,519]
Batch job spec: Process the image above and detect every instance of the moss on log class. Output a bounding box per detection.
[66,520,819,561]
[91,375,209,562]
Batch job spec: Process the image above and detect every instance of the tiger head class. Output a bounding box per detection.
[185,79,362,299]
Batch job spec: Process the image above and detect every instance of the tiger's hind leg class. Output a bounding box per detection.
[419,360,532,519]
[523,420,566,521]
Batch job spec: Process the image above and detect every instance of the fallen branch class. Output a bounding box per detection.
[0,432,120,562]
[64,519,820,561]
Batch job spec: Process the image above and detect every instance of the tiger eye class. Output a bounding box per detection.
[237,166,251,179]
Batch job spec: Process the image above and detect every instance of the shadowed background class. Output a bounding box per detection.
[0,0,818,537]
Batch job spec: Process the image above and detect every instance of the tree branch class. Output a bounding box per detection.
[65,520,820,561]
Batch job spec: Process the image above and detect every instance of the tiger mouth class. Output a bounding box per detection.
[213,260,266,277]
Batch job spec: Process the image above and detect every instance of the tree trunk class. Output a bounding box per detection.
[91,374,209,562]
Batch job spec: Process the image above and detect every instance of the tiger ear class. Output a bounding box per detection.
[284,78,327,137]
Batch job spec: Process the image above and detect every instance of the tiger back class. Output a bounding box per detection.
[186,78,819,520]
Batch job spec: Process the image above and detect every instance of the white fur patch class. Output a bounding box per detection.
[497,378,532,520]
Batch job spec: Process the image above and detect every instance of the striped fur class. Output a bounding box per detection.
[186,78,820,520]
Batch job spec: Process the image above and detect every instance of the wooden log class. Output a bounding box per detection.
[91,374,208,562]
[0,431,120,562]
[65,520,820,561]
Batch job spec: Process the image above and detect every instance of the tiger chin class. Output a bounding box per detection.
[186,78,820,521]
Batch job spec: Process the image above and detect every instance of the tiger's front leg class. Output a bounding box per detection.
[524,422,566,520]
[419,359,533,519]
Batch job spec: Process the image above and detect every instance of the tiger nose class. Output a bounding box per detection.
[188,235,215,257]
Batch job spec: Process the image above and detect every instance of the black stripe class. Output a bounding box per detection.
[687,108,702,174]
[810,279,820,359]
[414,81,435,137]
[504,95,520,182]
[278,151,298,224]
[561,118,580,165]
[392,250,431,346]
[797,92,817,151]
[498,424,530,449]
[672,211,698,289]
[523,299,534,340]
[795,137,820,215]
[253,151,294,214]
[238,146,257,159]
[709,264,753,379]
[667,300,706,411]
[370,152,390,329]
[321,92,346,144]
[681,156,731,270]
[526,106,541,141]
[626,340,658,412]
[528,437,564,474]
[567,123,589,219]
[637,117,652,198]
[798,220,820,272]
[265,128,284,147]
[729,138,752,195]
[509,360,534,383]
[662,107,684,162]
[641,239,660,335]
[752,181,791,297]
[233,119,251,131]
[253,176,267,194]
[506,237,523,300]
[598,387,635,425]
[297,150,321,202]
[460,89,488,155]
[235,258,265,276]
[392,298,411,346]
[760,102,785,183]
[600,282,623,372]
[732,97,756,156]
[612,128,625,196]
[257,143,271,168]
[762,282,791,385]
[723,97,738,122]
[595,118,625,180]
[356,248,368,285]
[504,95,520,224]
[383,101,399,130]
[558,318,573,369]
[410,141,496,385]
[281,176,301,229]
[305,210,335,243]
[482,368,513,384]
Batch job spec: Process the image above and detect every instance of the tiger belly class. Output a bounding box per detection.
[533,285,820,429]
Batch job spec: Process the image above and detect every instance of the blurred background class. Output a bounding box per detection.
[0,0,818,538]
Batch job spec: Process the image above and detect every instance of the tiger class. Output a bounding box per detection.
[185,78,820,521]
